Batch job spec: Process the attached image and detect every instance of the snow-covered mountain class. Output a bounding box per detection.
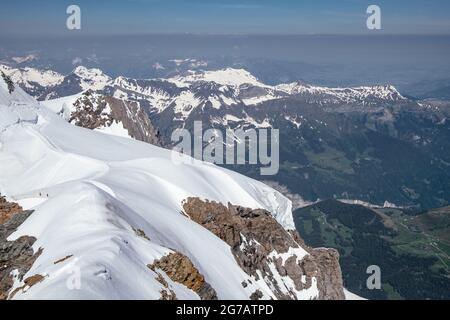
[0,65,64,99]
[41,90,161,144]
[0,74,349,299]
[72,66,112,91]
[5,64,448,210]
[111,68,406,120]
[0,65,112,101]
[0,65,415,144]
[1,64,407,114]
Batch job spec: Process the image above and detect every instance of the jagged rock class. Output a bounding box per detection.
[132,227,150,241]
[307,248,345,300]
[153,273,177,300]
[53,255,73,265]
[69,90,111,129]
[250,289,263,300]
[0,196,23,224]
[68,91,161,145]
[182,197,345,300]
[148,252,218,300]
[104,96,161,145]
[160,289,177,300]
[0,198,42,300]
[1,71,15,94]
[9,274,46,299]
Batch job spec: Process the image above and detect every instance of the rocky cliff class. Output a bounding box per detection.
[182,197,345,300]
[69,90,161,145]
[0,197,42,300]
[148,252,218,300]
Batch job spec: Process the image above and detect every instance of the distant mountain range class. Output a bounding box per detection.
[2,64,450,211]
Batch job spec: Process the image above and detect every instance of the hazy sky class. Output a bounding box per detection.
[1,0,450,35]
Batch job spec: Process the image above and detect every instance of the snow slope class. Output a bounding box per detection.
[40,92,83,120]
[0,78,303,300]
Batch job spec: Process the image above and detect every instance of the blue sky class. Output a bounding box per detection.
[1,0,450,35]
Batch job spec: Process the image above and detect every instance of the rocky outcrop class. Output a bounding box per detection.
[303,248,344,300]
[182,197,345,300]
[104,96,161,145]
[0,197,42,300]
[1,71,15,94]
[9,274,46,299]
[69,90,111,129]
[69,90,161,145]
[0,196,23,224]
[148,252,218,300]
[54,255,73,265]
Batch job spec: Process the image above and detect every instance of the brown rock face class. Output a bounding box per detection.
[0,198,42,300]
[303,248,344,300]
[0,196,23,224]
[104,96,161,145]
[148,252,218,300]
[69,90,111,130]
[69,91,161,145]
[9,274,46,299]
[1,71,15,94]
[182,197,345,300]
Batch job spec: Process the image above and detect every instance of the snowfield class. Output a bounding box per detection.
[0,78,305,299]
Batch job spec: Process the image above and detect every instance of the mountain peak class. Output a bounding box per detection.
[73,66,108,78]
[72,66,112,91]
[0,64,64,91]
[172,68,267,88]
[351,84,405,100]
